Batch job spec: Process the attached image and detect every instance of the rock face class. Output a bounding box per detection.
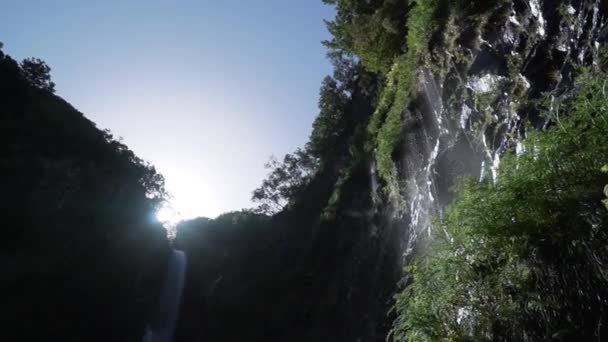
[272,0,608,339]
[395,0,606,264]
[383,0,607,339]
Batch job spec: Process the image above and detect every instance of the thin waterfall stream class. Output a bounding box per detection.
[143,249,187,342]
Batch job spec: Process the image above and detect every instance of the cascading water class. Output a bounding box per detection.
[392,0,608,264]
[143,249,187,342]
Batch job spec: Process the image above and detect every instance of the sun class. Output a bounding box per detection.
[156,202,182,227]
[154,168,221,229]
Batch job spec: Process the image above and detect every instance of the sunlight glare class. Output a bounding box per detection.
[155,168,220,229]
[156,203,181,226]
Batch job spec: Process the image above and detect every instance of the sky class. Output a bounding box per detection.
[0,0,335,222]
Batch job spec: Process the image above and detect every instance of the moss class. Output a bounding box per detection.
[429,9,462,76]
[473,90,496,113]
[322,168,351,220]
[369,0,438,196]
[506,54,529,95]
[324,125,370,219]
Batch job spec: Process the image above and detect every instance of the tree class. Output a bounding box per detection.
[252,148,318,214]
[251,62,367,215]
[309,76,350,160]
[21,57,55,93]
[322,0,411,73]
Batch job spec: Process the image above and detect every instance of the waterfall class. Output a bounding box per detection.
[394,0,608,265]
[400,70,449,258]
[143,249,187,342]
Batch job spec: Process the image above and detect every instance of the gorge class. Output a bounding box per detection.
[3,0,608,341]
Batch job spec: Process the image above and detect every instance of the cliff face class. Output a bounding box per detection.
[377,1,607,339]
[0,52,170,341]
[8,0,594,340]
[175,1,608,341]
[393,0,606,259]
[315,0,607,339]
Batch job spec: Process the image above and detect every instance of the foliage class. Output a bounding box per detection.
[368,0,438,192]
[323,167,352,219]
[390,76,608,341]
[253,58,366,215]
[309,75,350,160]
[205,23,381,340]
[20,57,56,93]
[252,148,318,214]
[322,0,411,73]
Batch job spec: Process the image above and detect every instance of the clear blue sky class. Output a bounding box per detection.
[1,0,335,221]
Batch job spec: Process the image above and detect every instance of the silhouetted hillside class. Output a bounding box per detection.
[1,47,170,341]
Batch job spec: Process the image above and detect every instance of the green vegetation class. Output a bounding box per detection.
[322,0,410,73]
[309,75,350,160]
[251,71,349,215]
[175,1,608,339]
[266,0,442,206]
[390,76,608,341]
[368,0,437,195]
[6,0,608,340]
[323,166,352,219]
[252,56,372,216]
[176,42,382,340]
[252,148,318,214]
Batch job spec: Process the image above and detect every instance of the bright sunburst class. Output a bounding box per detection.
[156,202,182,227]
[155,168,221,229]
